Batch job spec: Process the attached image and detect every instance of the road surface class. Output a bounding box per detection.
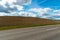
[0,25,60,40]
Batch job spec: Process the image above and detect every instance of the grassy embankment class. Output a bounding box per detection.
[0,16,59,30]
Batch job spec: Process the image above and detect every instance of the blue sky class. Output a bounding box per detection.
[0,0,60,20]
[38,0,60,6]
[29,0,60,9]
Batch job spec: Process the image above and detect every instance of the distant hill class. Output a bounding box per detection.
[0,16,58,27]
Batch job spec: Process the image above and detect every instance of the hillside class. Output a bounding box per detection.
[0,16,57,27]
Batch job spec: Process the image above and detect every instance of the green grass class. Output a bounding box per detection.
[0,24,57,30]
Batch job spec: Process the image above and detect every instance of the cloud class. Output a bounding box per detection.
[0,0,60,20]
[29,8,52,14]
[0,0,16,7]
[48,10,60,20]
[50,10,60,17]
[28,7,52,17]
[28,7,60,20]
[0,0,32,16]
[15,0,32,5]
[53,10,60,13]
[0,12,9,16]
[18,11,37,17]
[0,11,20,16]
[0,0,32,13]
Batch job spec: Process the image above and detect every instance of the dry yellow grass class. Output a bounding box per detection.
[0,16,56,27]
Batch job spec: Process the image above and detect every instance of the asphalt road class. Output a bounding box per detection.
[0,25,60,40]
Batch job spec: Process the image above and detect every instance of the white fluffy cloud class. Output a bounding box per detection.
[0,0,32,13]
[0,0,31,5]
[28,8,52,18]
[0,12,11,16]
[9,5,23,11]
[0,6,60,20]
[0,0,60,20]
[18,11,37,17]
[0,11,37,17]
[29,8,52,14]
[28,7,60,19]
[51,10,60,16]
[53,10,60,14]
[15,0,32,5]
[0,0,16,7]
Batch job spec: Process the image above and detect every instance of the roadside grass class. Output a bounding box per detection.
[0,24,58,30]
[0,16,59,30]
